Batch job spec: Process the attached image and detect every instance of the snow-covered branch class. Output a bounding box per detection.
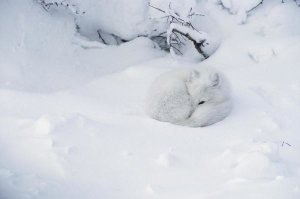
[148,2,215,59]
[37,0,85,15]
[219,0,264,24]
[168,23,209,58]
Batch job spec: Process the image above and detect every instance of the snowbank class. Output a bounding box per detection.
[73,0,150,40]
[0,0,163,92]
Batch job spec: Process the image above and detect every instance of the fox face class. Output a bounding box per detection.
[186,69,227,109]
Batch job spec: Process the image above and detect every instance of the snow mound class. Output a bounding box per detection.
[0,0,163,92]
[156,149,180,168]
[248,45,276,63]
[220,0,263,24]
[262,2,300,37]
[73,0,150,40]
[221,0,262,14]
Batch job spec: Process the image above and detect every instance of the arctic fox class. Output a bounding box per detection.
[146,67,232,127]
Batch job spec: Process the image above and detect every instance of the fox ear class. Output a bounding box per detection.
[187,70,200,82]
[210,72,220,87]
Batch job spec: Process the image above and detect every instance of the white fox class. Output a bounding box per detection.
[146,67,232,127]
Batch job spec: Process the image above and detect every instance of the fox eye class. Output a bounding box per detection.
[198,101,205,105]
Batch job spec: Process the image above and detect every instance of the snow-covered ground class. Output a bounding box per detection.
[1,0,300,199]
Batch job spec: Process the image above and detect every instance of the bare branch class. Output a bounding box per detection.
[171,28,209,59]
[97,30,107,45]
[148,3,166,14]
[248,0,264,13]
[170,44,183,55]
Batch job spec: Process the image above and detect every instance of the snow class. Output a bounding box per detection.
[247,45,276,63]
[0,0,163,92]
[168,23,209,44]
[1,0,300,199]
[219,0,263,24]
[73,0,150,40]
[150,0,197,20]
[220,0,263,13]
[262,2,300,37]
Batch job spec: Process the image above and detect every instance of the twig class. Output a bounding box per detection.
[248,0,264,13]
[148,3,166,13]
[282,141,292,147]
[172,28,209,59]
[97,30,107,45]
[170,44,183,55]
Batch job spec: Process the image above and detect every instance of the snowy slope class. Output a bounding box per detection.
[1,0,300,199]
